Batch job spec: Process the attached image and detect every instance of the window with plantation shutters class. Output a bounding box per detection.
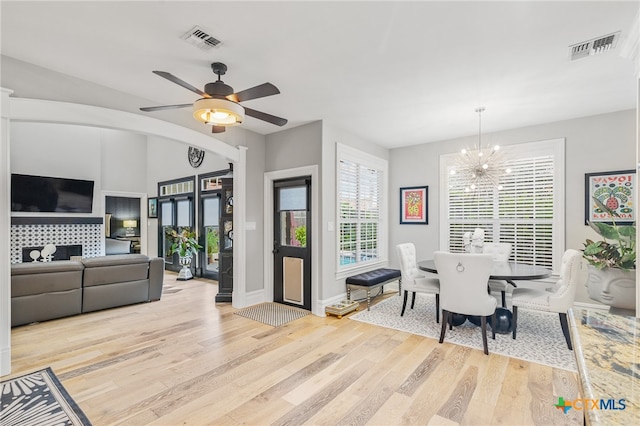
[440,139,565,272]
[337,144,388,272]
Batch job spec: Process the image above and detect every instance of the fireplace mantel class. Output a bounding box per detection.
[11,217,102,225]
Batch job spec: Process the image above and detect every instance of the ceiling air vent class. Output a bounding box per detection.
[182,26,221,51]
[569,31,620,61]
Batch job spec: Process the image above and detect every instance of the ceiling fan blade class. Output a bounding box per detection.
[212,126,226,134]
[153,71,208,97]
[228,82,280,103]
[140,104,192,112]
[244,107,288,126]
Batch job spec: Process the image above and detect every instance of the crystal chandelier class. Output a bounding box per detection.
[450,107,511,192]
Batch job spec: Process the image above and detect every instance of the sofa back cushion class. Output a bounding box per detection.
[11,261,83,296]
[82,254,150,287]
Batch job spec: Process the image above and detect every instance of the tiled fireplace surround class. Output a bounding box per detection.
[10,218,103,264]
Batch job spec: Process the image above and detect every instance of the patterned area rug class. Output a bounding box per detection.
[235,302,310,327]
[1,367,91,426]
[351,294,577,371]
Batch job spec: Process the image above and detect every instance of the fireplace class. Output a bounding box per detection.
[22,244,83,263]
[10,218,102,263]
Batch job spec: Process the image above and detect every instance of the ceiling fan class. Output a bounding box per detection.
[140,62,287,133]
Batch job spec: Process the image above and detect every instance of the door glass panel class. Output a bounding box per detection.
[203,196,220,274]
[203,198,219,226]
[279,186,306,211]
[161,201,173,226]
[162,225,174,264]
[177,199,190,227]
[279,211,307,247]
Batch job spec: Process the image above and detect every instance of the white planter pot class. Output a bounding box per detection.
[177,256,193,281]
[586,265,636,310]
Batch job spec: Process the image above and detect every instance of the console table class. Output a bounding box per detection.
[568,308,639,425]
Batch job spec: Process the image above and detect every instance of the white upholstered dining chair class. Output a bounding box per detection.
[434,251,497,355]
[483,242,512,307]
[396,243,440,323]
[511,249,588,350]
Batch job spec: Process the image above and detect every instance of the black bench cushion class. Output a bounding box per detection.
[346,268,401,286]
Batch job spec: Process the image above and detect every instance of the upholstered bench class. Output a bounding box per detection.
[346,268,401,310]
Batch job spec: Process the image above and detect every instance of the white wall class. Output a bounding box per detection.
[100,130,147,193]
[11,123,103,215]
[321,123,390,302]
[389,109,637,306]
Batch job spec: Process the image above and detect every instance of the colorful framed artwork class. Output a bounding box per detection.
[148,197,158,219]
[400,186,428,224]
[584,170,635,225]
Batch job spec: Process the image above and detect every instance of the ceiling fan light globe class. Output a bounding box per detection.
[193,98,244,126]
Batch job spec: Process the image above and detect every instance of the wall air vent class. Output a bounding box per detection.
[182,26,221,51]
[569,31,620,61]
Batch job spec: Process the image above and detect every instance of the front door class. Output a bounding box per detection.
[273,178,311,310]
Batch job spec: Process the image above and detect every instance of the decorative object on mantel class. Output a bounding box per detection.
[29,243,57,262]
[166,227,202,281]
[583,196,636,311]
[188,146,205,168]
[449,107,511,193]
[463,228,485,253]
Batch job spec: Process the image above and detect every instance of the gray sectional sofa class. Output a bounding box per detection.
[11,254,164,327]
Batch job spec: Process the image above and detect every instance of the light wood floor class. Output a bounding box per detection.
[7,274,583,425]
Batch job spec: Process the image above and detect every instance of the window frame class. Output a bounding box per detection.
[439,138,565,273]
[336,143,388,277]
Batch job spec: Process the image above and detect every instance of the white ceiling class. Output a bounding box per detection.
[1,1,638,149]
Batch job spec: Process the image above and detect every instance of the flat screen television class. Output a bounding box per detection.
[11,174,95,213]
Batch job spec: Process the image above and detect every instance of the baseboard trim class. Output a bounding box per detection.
[232,289,265,309]
[0,346,11,376]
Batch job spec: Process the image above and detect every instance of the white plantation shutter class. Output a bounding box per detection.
[441,139,564,271]
[337,144,387,271]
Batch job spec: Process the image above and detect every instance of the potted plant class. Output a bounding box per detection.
[166,227,202,280]
[583,197,636,310]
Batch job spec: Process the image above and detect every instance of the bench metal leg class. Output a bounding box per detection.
[367,289,371,311]
[347,287,351,301]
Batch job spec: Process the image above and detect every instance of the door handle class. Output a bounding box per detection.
[273,241,279,254]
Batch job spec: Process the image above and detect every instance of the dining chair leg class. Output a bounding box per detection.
[410,292,416,309]
[501,291,506,308]
[439,310,449,344]
[481,316,489,355]
[401,290,409,316]
[559,312,573,350]
[435,294,440,324]
[512,306,518,339]
[491,312,497,339]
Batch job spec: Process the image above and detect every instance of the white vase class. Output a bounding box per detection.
[177,255,193,281]
[586,265,636,310]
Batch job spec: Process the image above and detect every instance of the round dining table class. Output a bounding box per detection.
[418,259,552,287]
